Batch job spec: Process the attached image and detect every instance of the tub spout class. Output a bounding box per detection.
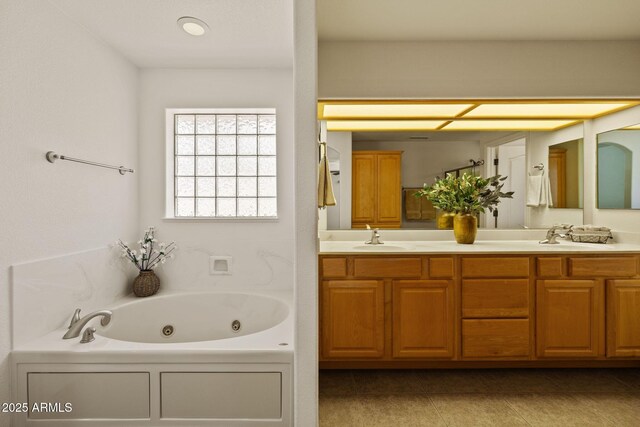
[63,310,112,339]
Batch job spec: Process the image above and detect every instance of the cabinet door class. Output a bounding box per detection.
[607,280,640,357]
[392,280,454,359]
[376,153,402,224]
[536,280,604,358]
[321,280,385,359]
[352,154,376,225]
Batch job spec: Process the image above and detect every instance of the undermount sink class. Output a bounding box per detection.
[352,245,406,251]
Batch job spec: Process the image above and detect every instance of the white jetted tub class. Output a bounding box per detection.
[11,290,293,427]
[99,292,290,344]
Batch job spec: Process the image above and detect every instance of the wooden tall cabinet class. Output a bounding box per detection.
[352,151,402,229]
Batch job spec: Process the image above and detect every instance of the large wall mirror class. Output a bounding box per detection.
[597,124,640,209]
[322,125,585,230]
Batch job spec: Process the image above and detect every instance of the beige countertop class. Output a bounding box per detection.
[319,239,640,254]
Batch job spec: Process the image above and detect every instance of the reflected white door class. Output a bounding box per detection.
[497,142,526,229]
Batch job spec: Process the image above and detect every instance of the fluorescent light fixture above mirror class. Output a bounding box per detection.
[319,100,640,132]
[461,103,633,118]
[326,120,446,132]
[624,124,640,130]
[322,103,474,119]
[442,120,577,131]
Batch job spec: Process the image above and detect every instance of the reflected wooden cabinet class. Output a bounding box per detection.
[352,151,402,229]
[607,280,640,357]
[536,279,604,358]
[321,280,385,359]
[392,280,454,359]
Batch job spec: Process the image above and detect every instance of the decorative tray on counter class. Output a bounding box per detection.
[568,226,613,244]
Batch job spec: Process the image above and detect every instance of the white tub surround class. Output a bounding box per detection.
[12,290,293,426]
[11,247,134,349]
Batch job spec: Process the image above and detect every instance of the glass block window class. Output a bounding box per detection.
[167,108,277,218]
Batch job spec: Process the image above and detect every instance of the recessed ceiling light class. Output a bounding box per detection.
[177,17,209,36]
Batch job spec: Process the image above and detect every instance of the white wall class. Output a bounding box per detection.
[319,41,640,98]
[526,124,585,228]
[138,69,294,291]
[0,0,138,420]
[294,0,319,423]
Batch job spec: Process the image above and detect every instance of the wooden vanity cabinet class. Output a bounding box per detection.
[536,279,605,358]
[392,280,455,359]
[321,280,385,359]
[352,151,402,229]
[607,280,640,357]
[460,256,532,360]
[319,253,640,367]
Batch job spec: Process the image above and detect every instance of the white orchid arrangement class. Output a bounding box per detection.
[117,227,176,271]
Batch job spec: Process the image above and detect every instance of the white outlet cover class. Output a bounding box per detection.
[209,256,232,275]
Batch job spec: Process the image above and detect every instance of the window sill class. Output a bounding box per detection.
[162,216,279,222]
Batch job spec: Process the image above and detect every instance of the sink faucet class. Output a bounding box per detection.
[539,224,572,244]
[365,224,383,245]
[63,309,112,339]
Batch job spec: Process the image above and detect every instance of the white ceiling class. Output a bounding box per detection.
[318,0,640,41]
[48,0,293,68]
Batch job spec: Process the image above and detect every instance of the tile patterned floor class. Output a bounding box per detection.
[319,369,640,426]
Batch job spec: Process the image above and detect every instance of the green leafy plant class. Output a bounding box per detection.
[417,173,514,215]
[415,173,458,212]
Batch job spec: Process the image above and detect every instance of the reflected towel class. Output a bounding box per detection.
[527,174,543,207]
[404,190,422,220]
[527,173,554,207]
[421,198,436,220]
[318,142,336,208]
[543,174,554,208]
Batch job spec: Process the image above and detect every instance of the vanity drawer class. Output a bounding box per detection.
[321,257,347,277]
[461,257,530,278]
[429,257,455,278]
[354,257,422,278]
[462,279,530,318]
[462,319,530,358]
[537,257,564,277]
[569,257,637,277]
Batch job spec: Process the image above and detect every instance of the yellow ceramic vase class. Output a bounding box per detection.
[437,212,455,230]
[453,213,478,244]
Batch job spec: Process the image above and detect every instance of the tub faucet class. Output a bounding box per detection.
[63,309,112,339]
[539,224,572,244]
[365,224,383,245]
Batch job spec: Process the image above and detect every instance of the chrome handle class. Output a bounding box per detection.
[80,327,96,344]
